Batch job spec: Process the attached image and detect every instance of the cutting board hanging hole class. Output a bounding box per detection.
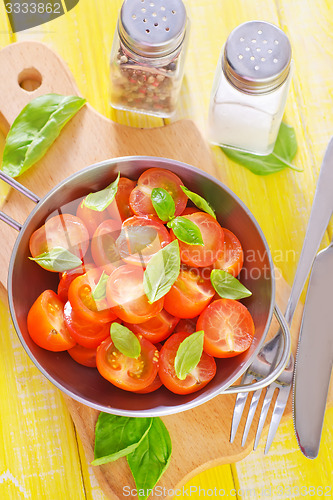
[18,68,42,92]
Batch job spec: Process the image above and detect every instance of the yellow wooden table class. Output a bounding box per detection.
[0,0,332,498]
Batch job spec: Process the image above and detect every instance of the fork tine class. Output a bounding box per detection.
[264,385,291,454]
[241,389,261,446]
[230,372,254,443]
[253,384,276,450]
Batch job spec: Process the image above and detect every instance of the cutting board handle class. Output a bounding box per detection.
[0,41,80,128]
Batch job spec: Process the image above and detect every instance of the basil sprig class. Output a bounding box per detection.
[174,331,204,380]
[127,418,172,500]
[143,240,180,303]
[83,172,120,211]
[180,186,216,219]
[221,122,301,175]
[211,269,252,299]
[29,246,82,272]
[151,188,175,222]
[1,94,86,178]
[168,216,204,246]
[91,271,109,301]
[110,323,141,359]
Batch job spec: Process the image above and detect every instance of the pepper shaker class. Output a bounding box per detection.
[109,0,189,118]
[209,21,293,155]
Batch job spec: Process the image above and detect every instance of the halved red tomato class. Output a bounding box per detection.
[171,212,224,268]
[57,262,95,303]
[213,228,244,277]
[106,265,164,323]
[91,219,122,274]
[180,207,200,216]
[68,344,97,368]
[68,268,117,324]
[76,199,108,238]
[107,177,136,222]
[159,332,216,395]
[124,309,179,343]
[116,216,171,267]
[96,335,159,391]
[27,290,76,352]
[29,214,89,262]
[129,168,187,221]
[163,266,215,319]
[197,299,255,358]
[64,301,114,348]
[174,317,198,334]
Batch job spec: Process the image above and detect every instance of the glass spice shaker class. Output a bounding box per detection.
[208,21,293,156]
[109,0,189,118]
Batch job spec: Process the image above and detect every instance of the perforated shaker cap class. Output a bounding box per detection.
[223,21,292,94]
[118,0,187,58]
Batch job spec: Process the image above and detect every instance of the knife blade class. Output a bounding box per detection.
[293,240,333,458]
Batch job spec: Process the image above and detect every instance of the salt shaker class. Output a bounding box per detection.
[109,0,189,118]
[209,21,293,155]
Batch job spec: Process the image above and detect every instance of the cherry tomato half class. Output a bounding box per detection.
[68,344,97,368]
[163,266,215,319]
[159,332,216,395]
[76,199,108,238]
[129,168,187,221]
[29,214,89,262]
[68,268,117,324]
[124,309,179,343]
[213,228,244,277]
[27,290,76,352]
[116,216,171,267]
[171,212,224,268]
[57,262,95,303]
[91,219,122,274]
[174,317,198,334]
[107,177,136,222]
[96,335,159,391]
[106,265,164,323]
[63,301,114,349]
[197,299,255,358]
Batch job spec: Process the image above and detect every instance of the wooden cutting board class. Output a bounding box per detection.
[0,41,331,500]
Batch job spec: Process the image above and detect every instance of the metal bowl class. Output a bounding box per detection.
[5,156,283,416]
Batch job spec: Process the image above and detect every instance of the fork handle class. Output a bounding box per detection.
[222,305,291,394]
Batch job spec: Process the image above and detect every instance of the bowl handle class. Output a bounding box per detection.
[0,171,40,231]
[222,304,291,394]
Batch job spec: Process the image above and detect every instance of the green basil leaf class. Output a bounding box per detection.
[211,269,252,299]
[174,331,204,380]
[168,216,204,246]
[221,122,302,176]
[143,240,180,303]
[110,323,141,359]
[29,246,82,272]
[151,188,176,222]
[83,172,120,211]
[91,271,109,301]
[1,94,86,178]
[180,186,216,219]
[92,414,153,466]
[127,418,172,500]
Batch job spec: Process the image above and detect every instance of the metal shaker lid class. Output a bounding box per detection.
[223,21,292,94]
[118,0,187,58]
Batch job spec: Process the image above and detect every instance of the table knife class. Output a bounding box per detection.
[293,238,333,458]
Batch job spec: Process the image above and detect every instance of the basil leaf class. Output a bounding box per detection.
[110,323,141,359]
[151,188,176,222]
[174,331,204,380]
[1,94,86,178]
[29,246,82,272]
[221,122,301,176]
[180,186,216,219]
[168,216,204,246]
[91,271,109,301]
[92,414,152,466]
[211,269,252,299]
[127,418,172,500]
[83,172,120,211]
[143,240,180,303]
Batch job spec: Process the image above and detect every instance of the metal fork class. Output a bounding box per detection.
[230,137,333,454]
